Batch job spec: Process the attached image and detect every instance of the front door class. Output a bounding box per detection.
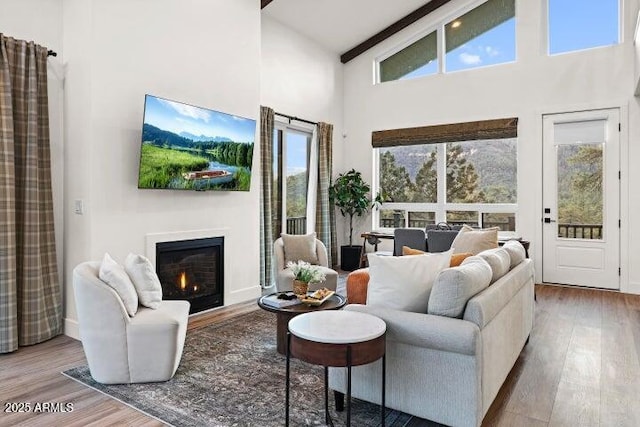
[542,109,620,289]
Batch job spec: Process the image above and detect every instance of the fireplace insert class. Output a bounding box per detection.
[155,237,223,314]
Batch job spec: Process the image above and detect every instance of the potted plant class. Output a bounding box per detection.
[286,260,326,295]
[329,169,381,271]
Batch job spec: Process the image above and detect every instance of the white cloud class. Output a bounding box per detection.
[159,99,211,123]
[485,46,500,57]
[459,52,482,65]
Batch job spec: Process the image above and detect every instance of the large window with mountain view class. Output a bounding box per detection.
[373,118,517,232]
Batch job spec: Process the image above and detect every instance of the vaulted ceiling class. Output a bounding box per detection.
[262,0,451,63]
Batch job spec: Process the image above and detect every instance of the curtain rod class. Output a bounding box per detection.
[275,111,317,126]
[47,50,57,57]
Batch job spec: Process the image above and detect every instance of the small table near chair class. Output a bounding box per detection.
[285,310,387,427]
[257,293,347,355]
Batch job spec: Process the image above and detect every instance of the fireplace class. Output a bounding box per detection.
[156,237,224,314]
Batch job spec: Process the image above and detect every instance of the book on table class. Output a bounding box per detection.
[262,292,302,308]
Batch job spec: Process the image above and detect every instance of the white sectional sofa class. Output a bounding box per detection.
[329,243,534,427]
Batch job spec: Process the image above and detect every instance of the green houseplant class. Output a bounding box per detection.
[329,169,381,271]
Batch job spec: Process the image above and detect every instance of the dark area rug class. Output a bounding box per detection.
[63,309,416,426]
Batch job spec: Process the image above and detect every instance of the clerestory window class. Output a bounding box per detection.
[548,0,620,55]
[377,0,516,83]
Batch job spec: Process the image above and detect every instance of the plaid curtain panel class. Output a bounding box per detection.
[0,35,62,353]
[315,122,336,267]
[259,106,275,288]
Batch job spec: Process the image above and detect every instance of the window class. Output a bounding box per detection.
[377,0,516,83]
[373,118,518,232]
[273,126,313,235]
[548,0,619,55]
[444,0,515,72]
[379,31,438,82]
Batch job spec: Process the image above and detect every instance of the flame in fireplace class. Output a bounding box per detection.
[180,272,187,290]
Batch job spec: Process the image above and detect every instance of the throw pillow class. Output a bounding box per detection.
[281,232,318,265]
[428,256,492,318]
[366,249,452,313]
[99,253,139,316]
[476,248,511,283]
[124,253,163,309]
[502,240,526,269]
[403,246,472,267]
[450,225,499,255]
[450,252,473,267]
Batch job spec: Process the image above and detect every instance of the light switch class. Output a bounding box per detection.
[74,199,84,215]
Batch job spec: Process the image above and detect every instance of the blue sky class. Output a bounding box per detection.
[144,95,256,143]
[399,0,619,78]
[549,0,619,54]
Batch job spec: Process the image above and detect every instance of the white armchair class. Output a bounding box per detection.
[273,237,338,292]
[73,261,190,384]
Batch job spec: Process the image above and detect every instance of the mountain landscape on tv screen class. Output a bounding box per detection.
[137,96,256,191]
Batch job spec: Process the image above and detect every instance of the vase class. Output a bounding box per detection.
[293,279,309,296]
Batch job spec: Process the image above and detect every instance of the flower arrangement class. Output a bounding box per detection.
[286,260,326,284]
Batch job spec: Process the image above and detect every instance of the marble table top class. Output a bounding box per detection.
[288,310,386,344]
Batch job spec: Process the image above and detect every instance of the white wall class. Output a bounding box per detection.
[261,16,343,132]
[261,16,345,247]
[341,0,640,293]
[61,0,262,337]
[0,0,65,300]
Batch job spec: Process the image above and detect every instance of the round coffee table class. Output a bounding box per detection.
[257,292,347,355]
[285,310,387,427]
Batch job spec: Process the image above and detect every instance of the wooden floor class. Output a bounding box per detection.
[1,285,639,427]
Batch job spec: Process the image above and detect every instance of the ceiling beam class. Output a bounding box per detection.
[340,0,452,64]
[261,0,274,9]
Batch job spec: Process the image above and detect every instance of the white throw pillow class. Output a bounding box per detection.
[124,253,163,309]
[450,225,499,255]
[366,249,453,313]
[99,253,139,316]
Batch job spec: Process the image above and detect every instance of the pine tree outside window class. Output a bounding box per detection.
[373,118,518,233]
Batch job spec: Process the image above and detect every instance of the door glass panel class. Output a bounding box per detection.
[557,144,603,240]
[285,132,309,235]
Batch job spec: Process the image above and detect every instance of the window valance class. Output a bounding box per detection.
[371,117,518,148]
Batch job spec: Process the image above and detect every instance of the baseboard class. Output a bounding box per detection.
[622,281,640,295]
[64,317,80,340]
[225,285,261,306]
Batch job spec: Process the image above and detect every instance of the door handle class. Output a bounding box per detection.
[544,218,556,223]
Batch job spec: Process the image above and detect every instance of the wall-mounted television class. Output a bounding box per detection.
[137,94,256,191]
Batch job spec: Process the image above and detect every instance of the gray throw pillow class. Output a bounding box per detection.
[281,232,318,265]
[502,240,526,269]
[476,248,511,283]
[428,256,492,318]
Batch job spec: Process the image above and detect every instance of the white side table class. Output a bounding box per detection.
[286,310,387,426]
